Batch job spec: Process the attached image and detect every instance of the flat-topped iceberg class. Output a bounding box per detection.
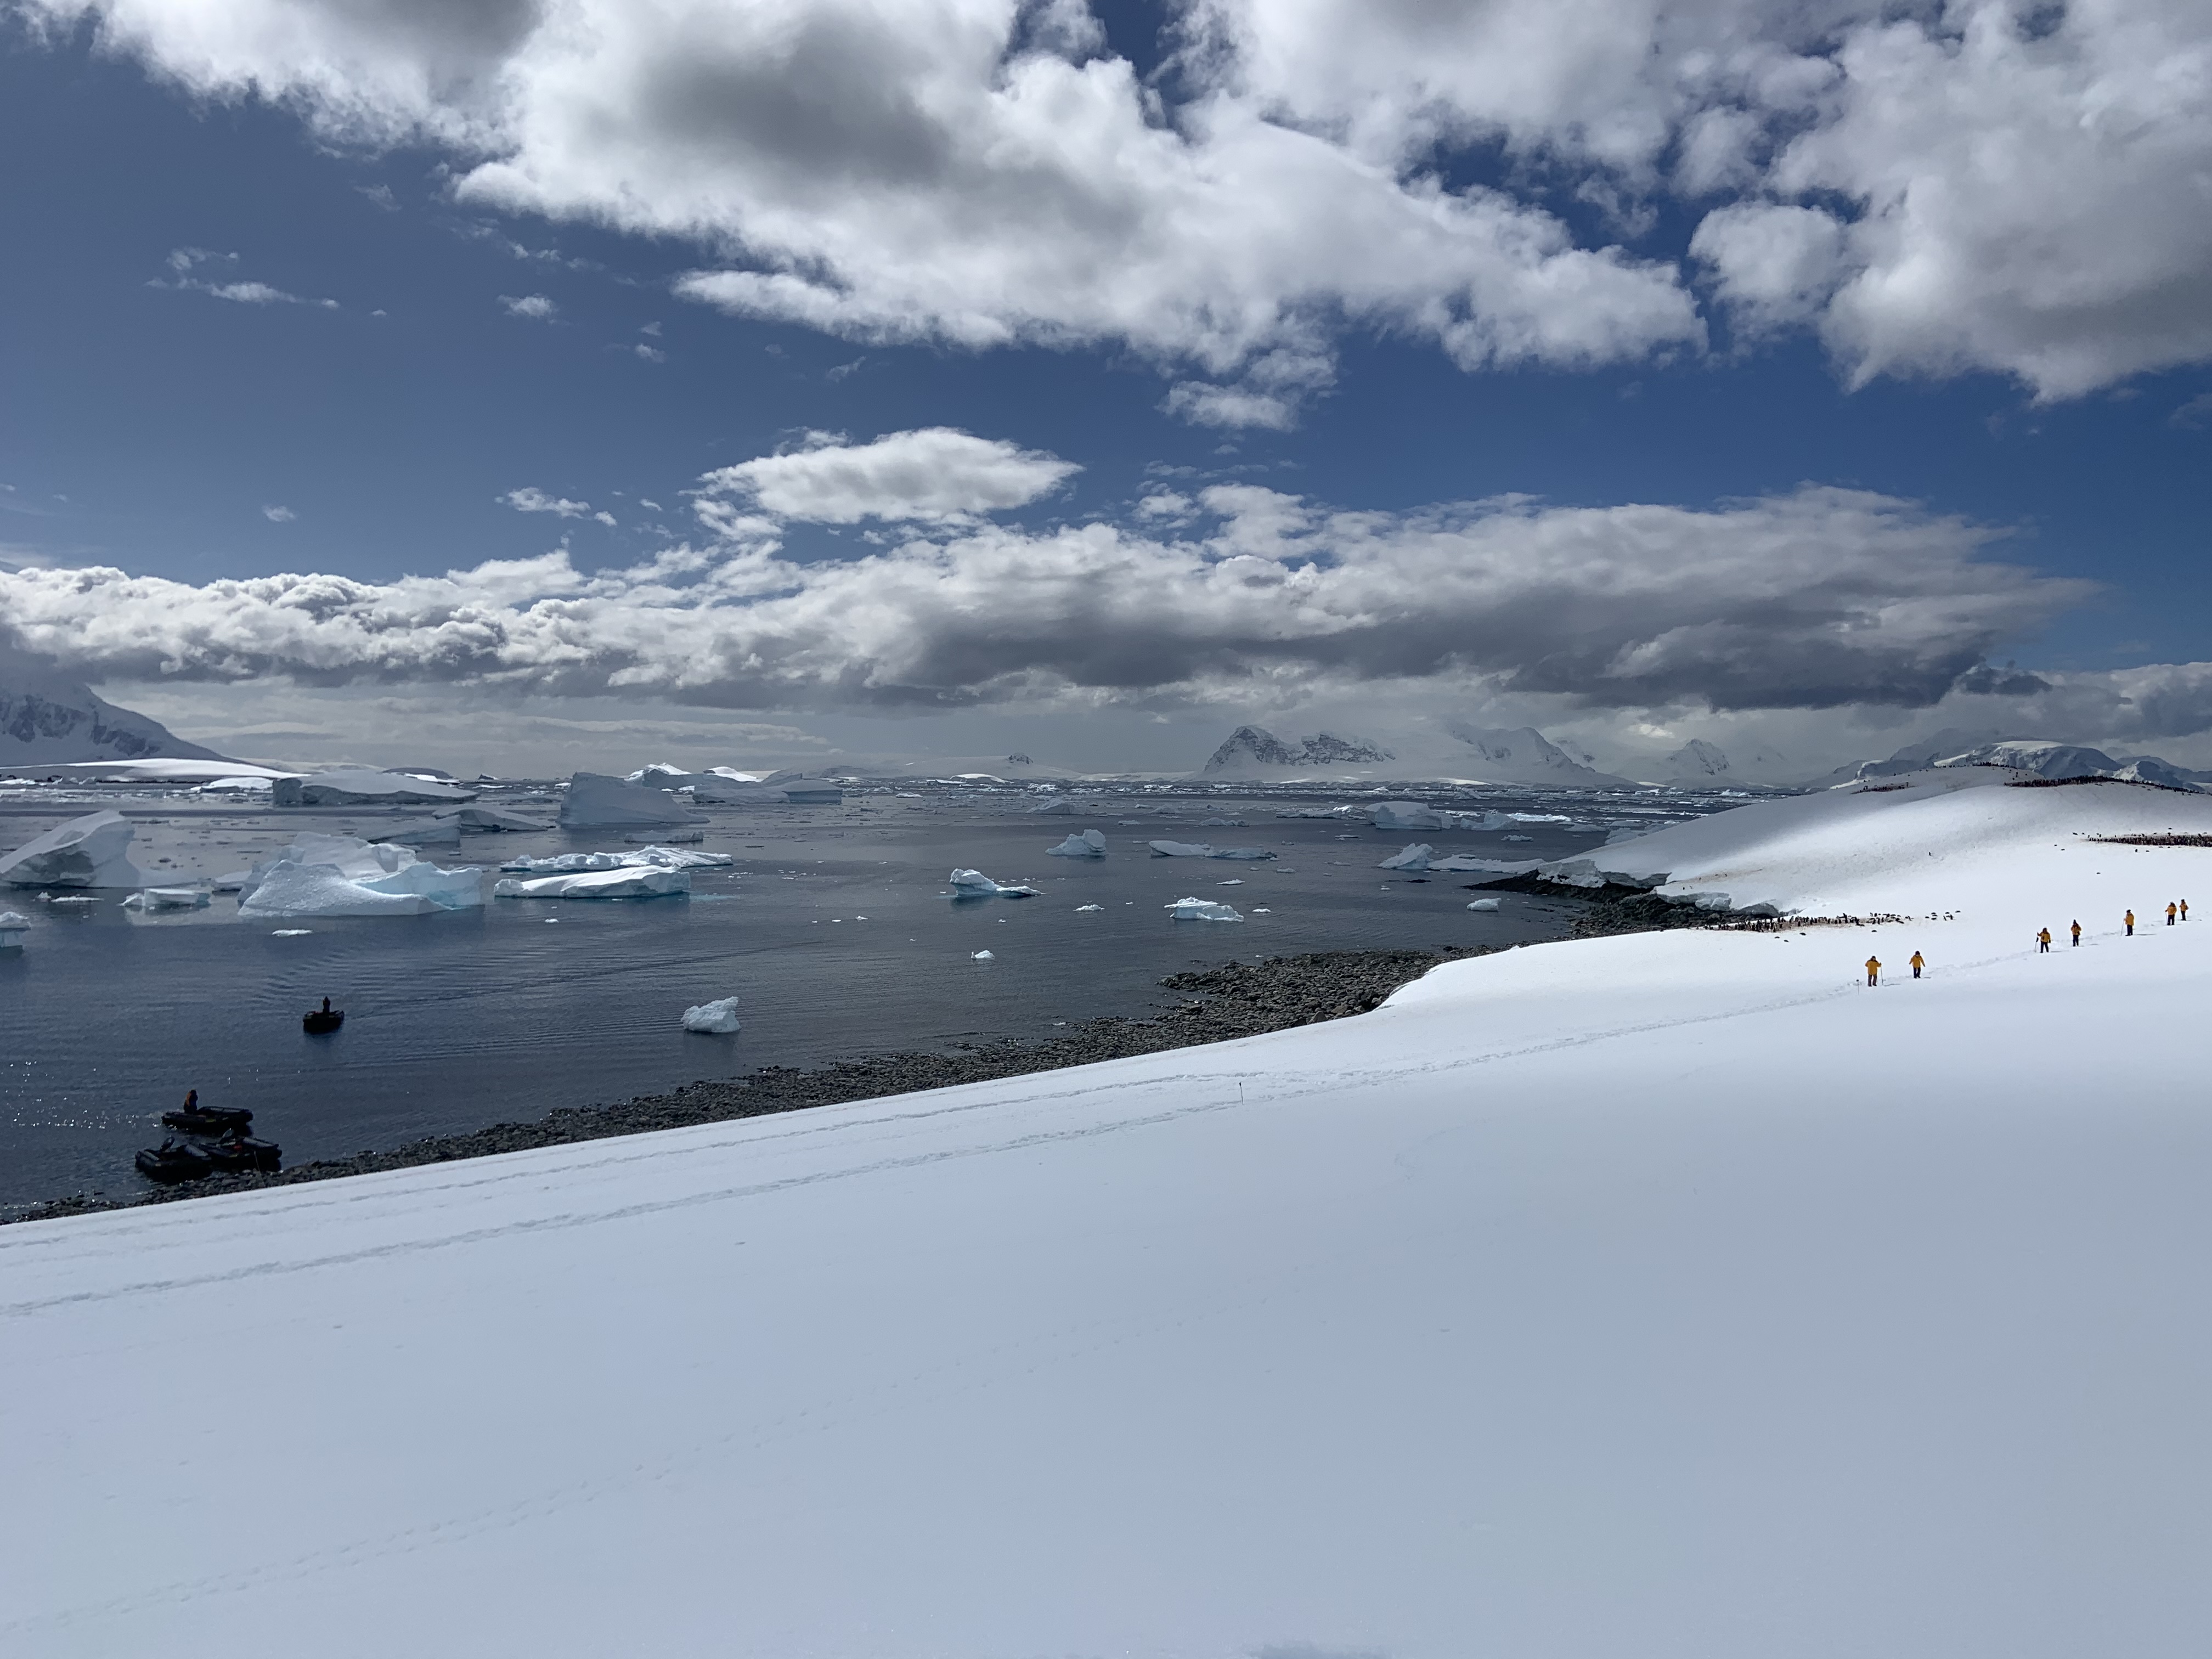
[681,996,742,1034]
[557,772,703,829]
[1166,896,1244,922]
[1047,830,1107,857]
[0,910,28,946]
[500,847,731,873]
[0,810,148,889]
[493,867,692,900]
[1149,840,1275,860]
[273,770,477,808]
[947,868,1037,898]
[1369,802,1511,832]
[122,887,211,911]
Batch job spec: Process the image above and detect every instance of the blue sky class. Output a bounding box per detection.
[2,2,2209,776]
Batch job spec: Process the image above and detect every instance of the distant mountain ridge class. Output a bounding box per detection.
[0,641,224,767]
[1200,722,1634,787]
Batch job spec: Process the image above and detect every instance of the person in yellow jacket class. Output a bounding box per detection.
[2126,909,2136,936]
[1909,950,1925,979]
[2036,928,2052,953]
[2070,919,2081,946]
[1864,956,1881,987]
[2168,902,2179,926]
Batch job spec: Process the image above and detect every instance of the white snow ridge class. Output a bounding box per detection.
[10,771,2212,1655]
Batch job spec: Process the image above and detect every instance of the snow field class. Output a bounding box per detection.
[5,779,2212,1655]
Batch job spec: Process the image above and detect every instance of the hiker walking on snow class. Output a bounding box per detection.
[1865,956,1881,987]
[2126,909,2136,936]
[1910,951,1925,979]
[2169,903,2179,926]
[2071,920,2082,946]
[2037,928,2052,953]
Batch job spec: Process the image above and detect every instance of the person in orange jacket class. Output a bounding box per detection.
[2168,902,2178,926]
[1864,955,1881,986]
[2036,928,2051,953]
[2126,909,2136,936]
[2070,919,2081,946]
[1909,950,1925,978]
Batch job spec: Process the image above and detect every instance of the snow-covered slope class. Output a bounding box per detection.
[0,641,225,767]
[8,778,2212,1656]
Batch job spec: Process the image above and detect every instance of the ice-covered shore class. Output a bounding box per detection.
[9,774,2212,1656]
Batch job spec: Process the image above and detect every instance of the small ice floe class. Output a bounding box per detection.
[1029,798,1075,815]
[122,887,212,912]
[493,867,691,900]
[946,868,1037,898]
[1379,843,1434,872]
[1217,878,1243,885]
[1251,907,1272,913]
[681,996,742,1034]
[1075,904,1104,912]
[1503,834,1532,843]
[270,929,313,937]
[0,911,30,949]
[211,870,252,893]
[501,847,730,873]
[1467,898,1501,912]
[1047,830,1107,858]
[971,950,995,961]
[1167,896,1244,922]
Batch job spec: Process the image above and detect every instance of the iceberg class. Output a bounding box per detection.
[500,847,731,874]
[1149,840,1276,860]
[122,887,211,911]
[681,996,742,1034]
[1047,830,1108,858]
[492,867,692,900]
[0,810,148,889]
[970,950,995,960]
[450,805,553,832]
[1370,801,1443,831]
[240,862,447,918]
[1029,798,1075,815]
[370,817,464,850]
[1379,843,1434,872]
[557,772,703,830]
[1166,896,1244,922]
[946,868,1037,898]
[0,910,28,947]
[273,770,477,807]
[1466,897,1500,912]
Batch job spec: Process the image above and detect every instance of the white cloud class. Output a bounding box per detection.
[502,487,595,518]
[261,504,296,522]
[633,342,666,362]
[697,428,1080,524]
[156,246,338,309]
[499,292,557,320]
[0,474,2097,721]
[37,2,2212,408]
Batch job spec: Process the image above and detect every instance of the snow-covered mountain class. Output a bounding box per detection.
[1199,724,1396,776]
[1436,722,1635,787]
[16,773,2212,1652]
[1804,732,2209,791]
[0,641,223,768]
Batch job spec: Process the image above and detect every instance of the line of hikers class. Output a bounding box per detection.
[1866,900,2189,983]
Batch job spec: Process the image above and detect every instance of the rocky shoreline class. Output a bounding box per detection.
[13,945,1500,1224]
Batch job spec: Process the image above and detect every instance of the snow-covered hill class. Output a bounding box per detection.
[0,641,224,767]
[1195,720,1635,786]
[8,777,2212,1656]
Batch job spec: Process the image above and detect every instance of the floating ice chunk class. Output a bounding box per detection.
[240,862,445,918]
[450,805,553,832]
[371,816,463,849]
[1048,830,1107,858]
[211,871,252,893]
[1166,896,1244,922]
[1075,904,1103,912]
[1466,898,1501,912]
[1029,798,1075,815]
[361,861,486,909]
[624,845,731,870]
[557,771,702,829]
[1206,846,1275,860]
[0,910,28,947]
[122,887,211,911]
[492,867,692,899]
[196,776,274,794]
[1149,840,1210,856]
[971,950,995,960]
[681,996,742,1034]
[1370,801,1443,831]
[1508,812,1573,824]
[1379,843,1434,872]
[502,847,729,874]
[946,868,1036,897]
[269,928,312,937]
[273,770,476,807]
[0,810,148,889]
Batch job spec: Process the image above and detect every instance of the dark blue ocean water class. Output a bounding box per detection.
[0,782,1720,1209]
